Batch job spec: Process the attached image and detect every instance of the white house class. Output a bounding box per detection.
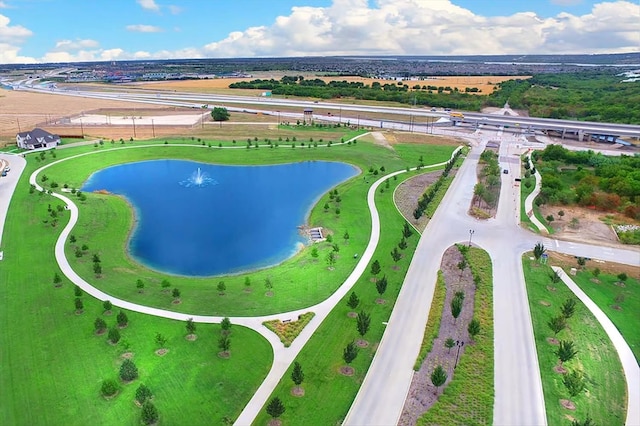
[16,128,60,150]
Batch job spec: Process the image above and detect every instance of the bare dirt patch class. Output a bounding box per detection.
[339,366,355,376]
[399,246,476,426]
[356,339,369,348]
[547,337,560,345]
[291,386,305,397]
[155,349,169,357]
[347,311,357,318]
[539,300,551,306]
[185,334,198,341]
[394,170,443,232]
[560,399,576,410]
[218,351,230,359]
[121,352,134,359]
[554,365,568,374]
[546,251,639,278]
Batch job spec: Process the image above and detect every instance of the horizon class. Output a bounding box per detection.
[0,0,638,65]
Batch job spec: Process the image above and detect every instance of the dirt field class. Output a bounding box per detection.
[131,75,530,95]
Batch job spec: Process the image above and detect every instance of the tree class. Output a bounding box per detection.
[391,247,402,264]
[430,365,448,394]
[103,300,113,312]
[468,319,481,341]
[343,341,359,364]
[211,107,230,121]
[592,268,601,279]
[218,336,231,354]
[370,260,381,279]
[311,247,319,259]
[93,262,102,276]
[264,277,273,291]
[291,361,304,387]
[244,276,251,289]
[356,311,371,338]
[548,315,567,336]
[53,272,62,286]
[550,270,562,283]
[571,416,595,426]
[332,243,340,253]
[94,317,107,333]
[74,285,83,297]
[141,401,159,425]
[217,281,226,295]
[172,288,181,299]
[617,272,628,283]
[117,311,128,327]
[445,338,455,353]
[451,296,463,323]
[75,298,84,312]
[555,340,578,365]
[347,292,360,309]
[403,222,413,238]
[119,359,138,381]
[136,279,144,292]
[376,275,388,296]
[155,333,167,348]
[265,397,285,419]
[161,279,171,289]
[135,383,153,404]
[326,251,336,268]
[108,327,121,344]
[576,257,586,269]
[343,230,350,244]
[101,379,119,397]
[561,299,577,319]
[398,238,408,250]
[221,317,232,334]
[186,318,196,336]
[563,369,585,398]
[533,242,546,260]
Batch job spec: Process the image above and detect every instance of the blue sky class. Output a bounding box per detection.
[0,0,638,63]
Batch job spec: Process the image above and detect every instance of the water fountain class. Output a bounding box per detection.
[180,167,217,187]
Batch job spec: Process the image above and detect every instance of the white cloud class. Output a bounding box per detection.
[126,24,163,33]
[0,2,10,9]
[0,13,31,43]
[168,5,181,15]
[551,0,584,5]
[52,39,99,52]
[137,0,159,12]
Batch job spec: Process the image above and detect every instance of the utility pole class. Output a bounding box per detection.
[151,119,155,138]
[132,116,136,138]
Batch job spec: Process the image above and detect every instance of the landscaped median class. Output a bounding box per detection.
[522,254,627,426]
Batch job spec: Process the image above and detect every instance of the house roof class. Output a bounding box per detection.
[17,128,60,142]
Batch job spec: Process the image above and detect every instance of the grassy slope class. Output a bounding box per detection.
[417,247,494,425]
[570,270,639,362]
[251,165,442,425]
[414,271,446,370]
[522,257,626,426]
[0,167,272,425]
[41,140,455,316]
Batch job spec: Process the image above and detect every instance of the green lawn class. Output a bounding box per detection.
[252,162,465,425]
[570,269,639,362]
[417,246,494,425]
[522,257,627,426]
[35,140,455,316]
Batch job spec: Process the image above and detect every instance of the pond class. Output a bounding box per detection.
[82,159,358,276]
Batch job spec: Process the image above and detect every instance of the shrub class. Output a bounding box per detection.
[101,379,119,397]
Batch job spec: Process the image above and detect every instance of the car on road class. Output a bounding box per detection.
[503,169,509,174]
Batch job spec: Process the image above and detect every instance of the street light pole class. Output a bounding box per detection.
[454,340,465,368]
[468,229,475,247]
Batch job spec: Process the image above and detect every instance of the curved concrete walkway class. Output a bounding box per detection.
[27,140,461,425]
[552,266,639,426]
[523,151,547,233]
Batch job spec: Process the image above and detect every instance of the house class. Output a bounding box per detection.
[16,128,60,150]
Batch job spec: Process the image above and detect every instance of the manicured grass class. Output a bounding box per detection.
[417,246,494,425]
[570,269,639,362]
[36,140,456,316]
[0,170,272,425]
[252,158,454,425]
[522,257,626,426]
[414,271,446,371]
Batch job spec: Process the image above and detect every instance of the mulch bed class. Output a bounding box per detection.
[339,366,354,376]
[399,245,477,426]
[155,349,169,357]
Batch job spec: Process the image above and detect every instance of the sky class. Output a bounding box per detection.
[0,0,638,64]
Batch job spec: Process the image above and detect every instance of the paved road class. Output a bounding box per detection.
[0,154,26,251]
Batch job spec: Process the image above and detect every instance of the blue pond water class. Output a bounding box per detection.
[82,160,358,276]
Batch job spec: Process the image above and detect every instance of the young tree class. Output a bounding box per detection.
[141,401,159,425]
[108,327,121,344]
[94,317,107,333]
[576,257,587,269]
[135,383,153,404]
[218,336,231,355]
[376,275,388,296]
[172,288,181,299]
[467,319,481,341]
[326,251,336,269]
[264,277,273,291]
[592,268,601,279]
[244,276,251,289]
[398,238,408,250]
[119,359,139,381]
[74,298,84,312]
[155,333,167,349]
[221,317,232,334]
[571,416,595,426]
[101,379,119,397]
[103,300,113,312]
[450,296,463,323]
[265,397,286,419]
[291,361,304,388]
[550,270,562,284]
[53,272,62,287]
[211,107,230,121]
[533,242,546,260]
[311,247,319,259]
[555,340,578,366]
[356,311,371,338]
[343,341,359,365]
[617,272,628,284]
[136,279,144,293]
[186,318,196,336]
[343,230,350,244]
[347,292,360,309]
[430,365,448,394]
[74,285,83,297]
[332,243,340,253]
[117,311,128,327]
[370,260,381,280]
[403,222,414,238]
[391,247,402,264]
[445,338,455,353]
[561,298,577,319]
[563,369,585,398]
[548,315,567,336]
[93,262,102,276]
[161,279,171,289]
[217,281,226,295]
